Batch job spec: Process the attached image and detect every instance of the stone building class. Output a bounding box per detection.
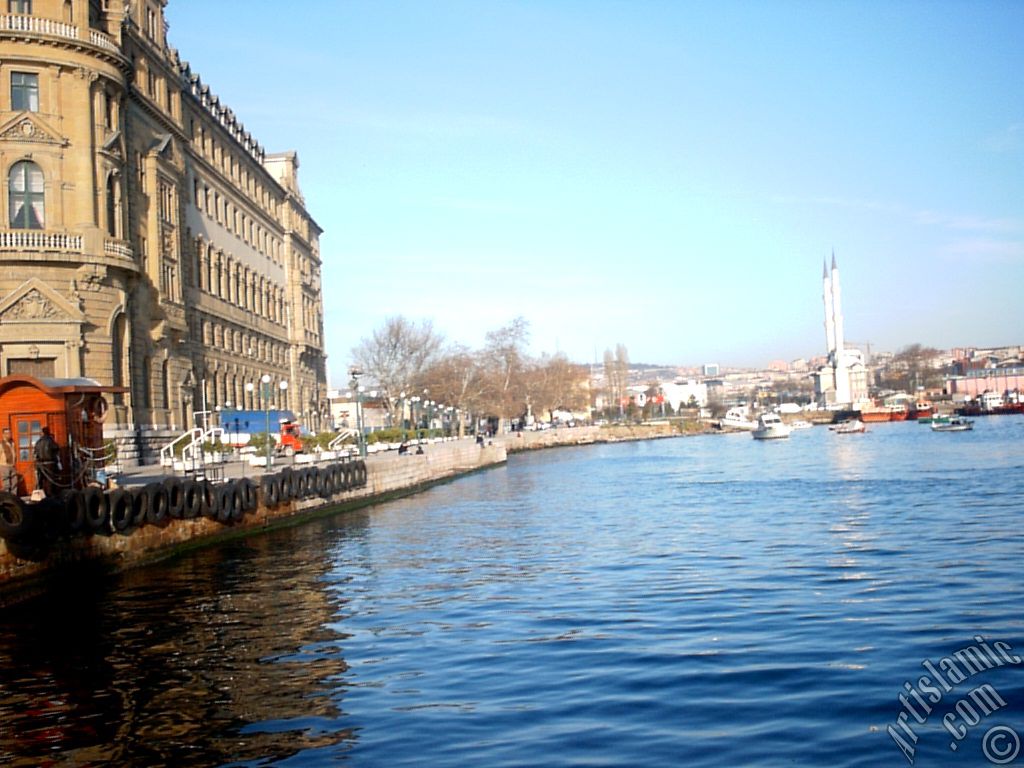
[0,0,326,462]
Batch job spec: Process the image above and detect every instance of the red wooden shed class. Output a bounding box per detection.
[0,375,123,495]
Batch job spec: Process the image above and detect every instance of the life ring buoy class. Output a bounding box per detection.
[144,482,169,525]
[83,486,109,532]
[93,395,109,422]
[62,489,88,534]
[0,492,33,539]
[107,488,133,533]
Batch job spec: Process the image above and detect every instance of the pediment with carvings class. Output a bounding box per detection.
[0,113,68,147]
[0,278,84,323]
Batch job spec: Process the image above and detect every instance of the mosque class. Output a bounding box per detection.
[813,255,868,407]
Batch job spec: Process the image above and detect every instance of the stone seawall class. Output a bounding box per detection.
[0,439,506,603]
[498,423,676,452]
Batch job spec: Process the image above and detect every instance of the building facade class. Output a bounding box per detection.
[0,0,326,460]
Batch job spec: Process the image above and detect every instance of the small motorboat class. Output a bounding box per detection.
[752,412,792,440]
[789,420,813,430]
[830,419,866,434]
[719,406,757,431]
[931,416,974,432]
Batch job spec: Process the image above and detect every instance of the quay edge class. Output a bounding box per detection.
[0,440,506,606]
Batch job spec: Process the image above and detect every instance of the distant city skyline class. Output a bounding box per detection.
[165,1,1024,381]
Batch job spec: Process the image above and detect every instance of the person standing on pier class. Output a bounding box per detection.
[33,427,59,496]
[0,427,17,493]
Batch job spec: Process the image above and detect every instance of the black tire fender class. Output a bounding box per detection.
[182,478,202,519]
[201,480,218,519]
[0,492,33,539]
[164,477,185,519]
[261,473,280,507]
[83,485,109,532]
[145,482,169,525]
[62,489,88,534]
[107,488,133,533]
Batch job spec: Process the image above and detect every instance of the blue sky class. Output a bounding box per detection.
[165,1,1023,381]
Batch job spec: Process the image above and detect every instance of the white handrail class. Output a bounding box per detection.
[329,429,356,451]
[160,427,203,467]
[181,426,224,464]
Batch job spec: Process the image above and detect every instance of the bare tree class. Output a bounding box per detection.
[528,353,590,421]
[418,344,487,436]
[480,317,530,428]
[350,316,444,423]
[603,343,629,418]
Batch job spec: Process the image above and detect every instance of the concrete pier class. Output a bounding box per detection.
[0,425,675,603]
[0,438,506,603]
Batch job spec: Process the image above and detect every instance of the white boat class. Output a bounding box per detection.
[752,412,792,440]
[720,406,756,431]
[931,416,974,432]
[789,420,813,430]
[830,419,866,434]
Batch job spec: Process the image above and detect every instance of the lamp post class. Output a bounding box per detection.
[260,374,273,469]
[348,366,366,458]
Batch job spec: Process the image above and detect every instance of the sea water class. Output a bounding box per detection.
[1,417,1022,767]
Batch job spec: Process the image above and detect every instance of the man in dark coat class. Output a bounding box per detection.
[34,427,59,495]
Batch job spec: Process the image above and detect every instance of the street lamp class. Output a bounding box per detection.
[348,366,366,458]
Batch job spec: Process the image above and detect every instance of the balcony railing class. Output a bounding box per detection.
[0,230,82,252]
[104,238,133,259]
[0,15,118,53]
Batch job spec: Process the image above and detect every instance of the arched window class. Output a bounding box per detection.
[8,161,44,229]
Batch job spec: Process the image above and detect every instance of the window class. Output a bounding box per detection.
[11,72,38,112]
[8,0,31,14]
[9,161,44,229]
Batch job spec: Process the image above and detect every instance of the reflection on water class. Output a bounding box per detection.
[0,418,1022,767]
[0,516,370,767]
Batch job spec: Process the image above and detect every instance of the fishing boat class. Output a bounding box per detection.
[908,401,934,420]
[829,419,866,434]
[752,412,792,440]
[931,416,974,432]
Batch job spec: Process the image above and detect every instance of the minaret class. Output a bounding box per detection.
[831,252,845,357]
[823,260,836,354]
[831,252,850,403]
